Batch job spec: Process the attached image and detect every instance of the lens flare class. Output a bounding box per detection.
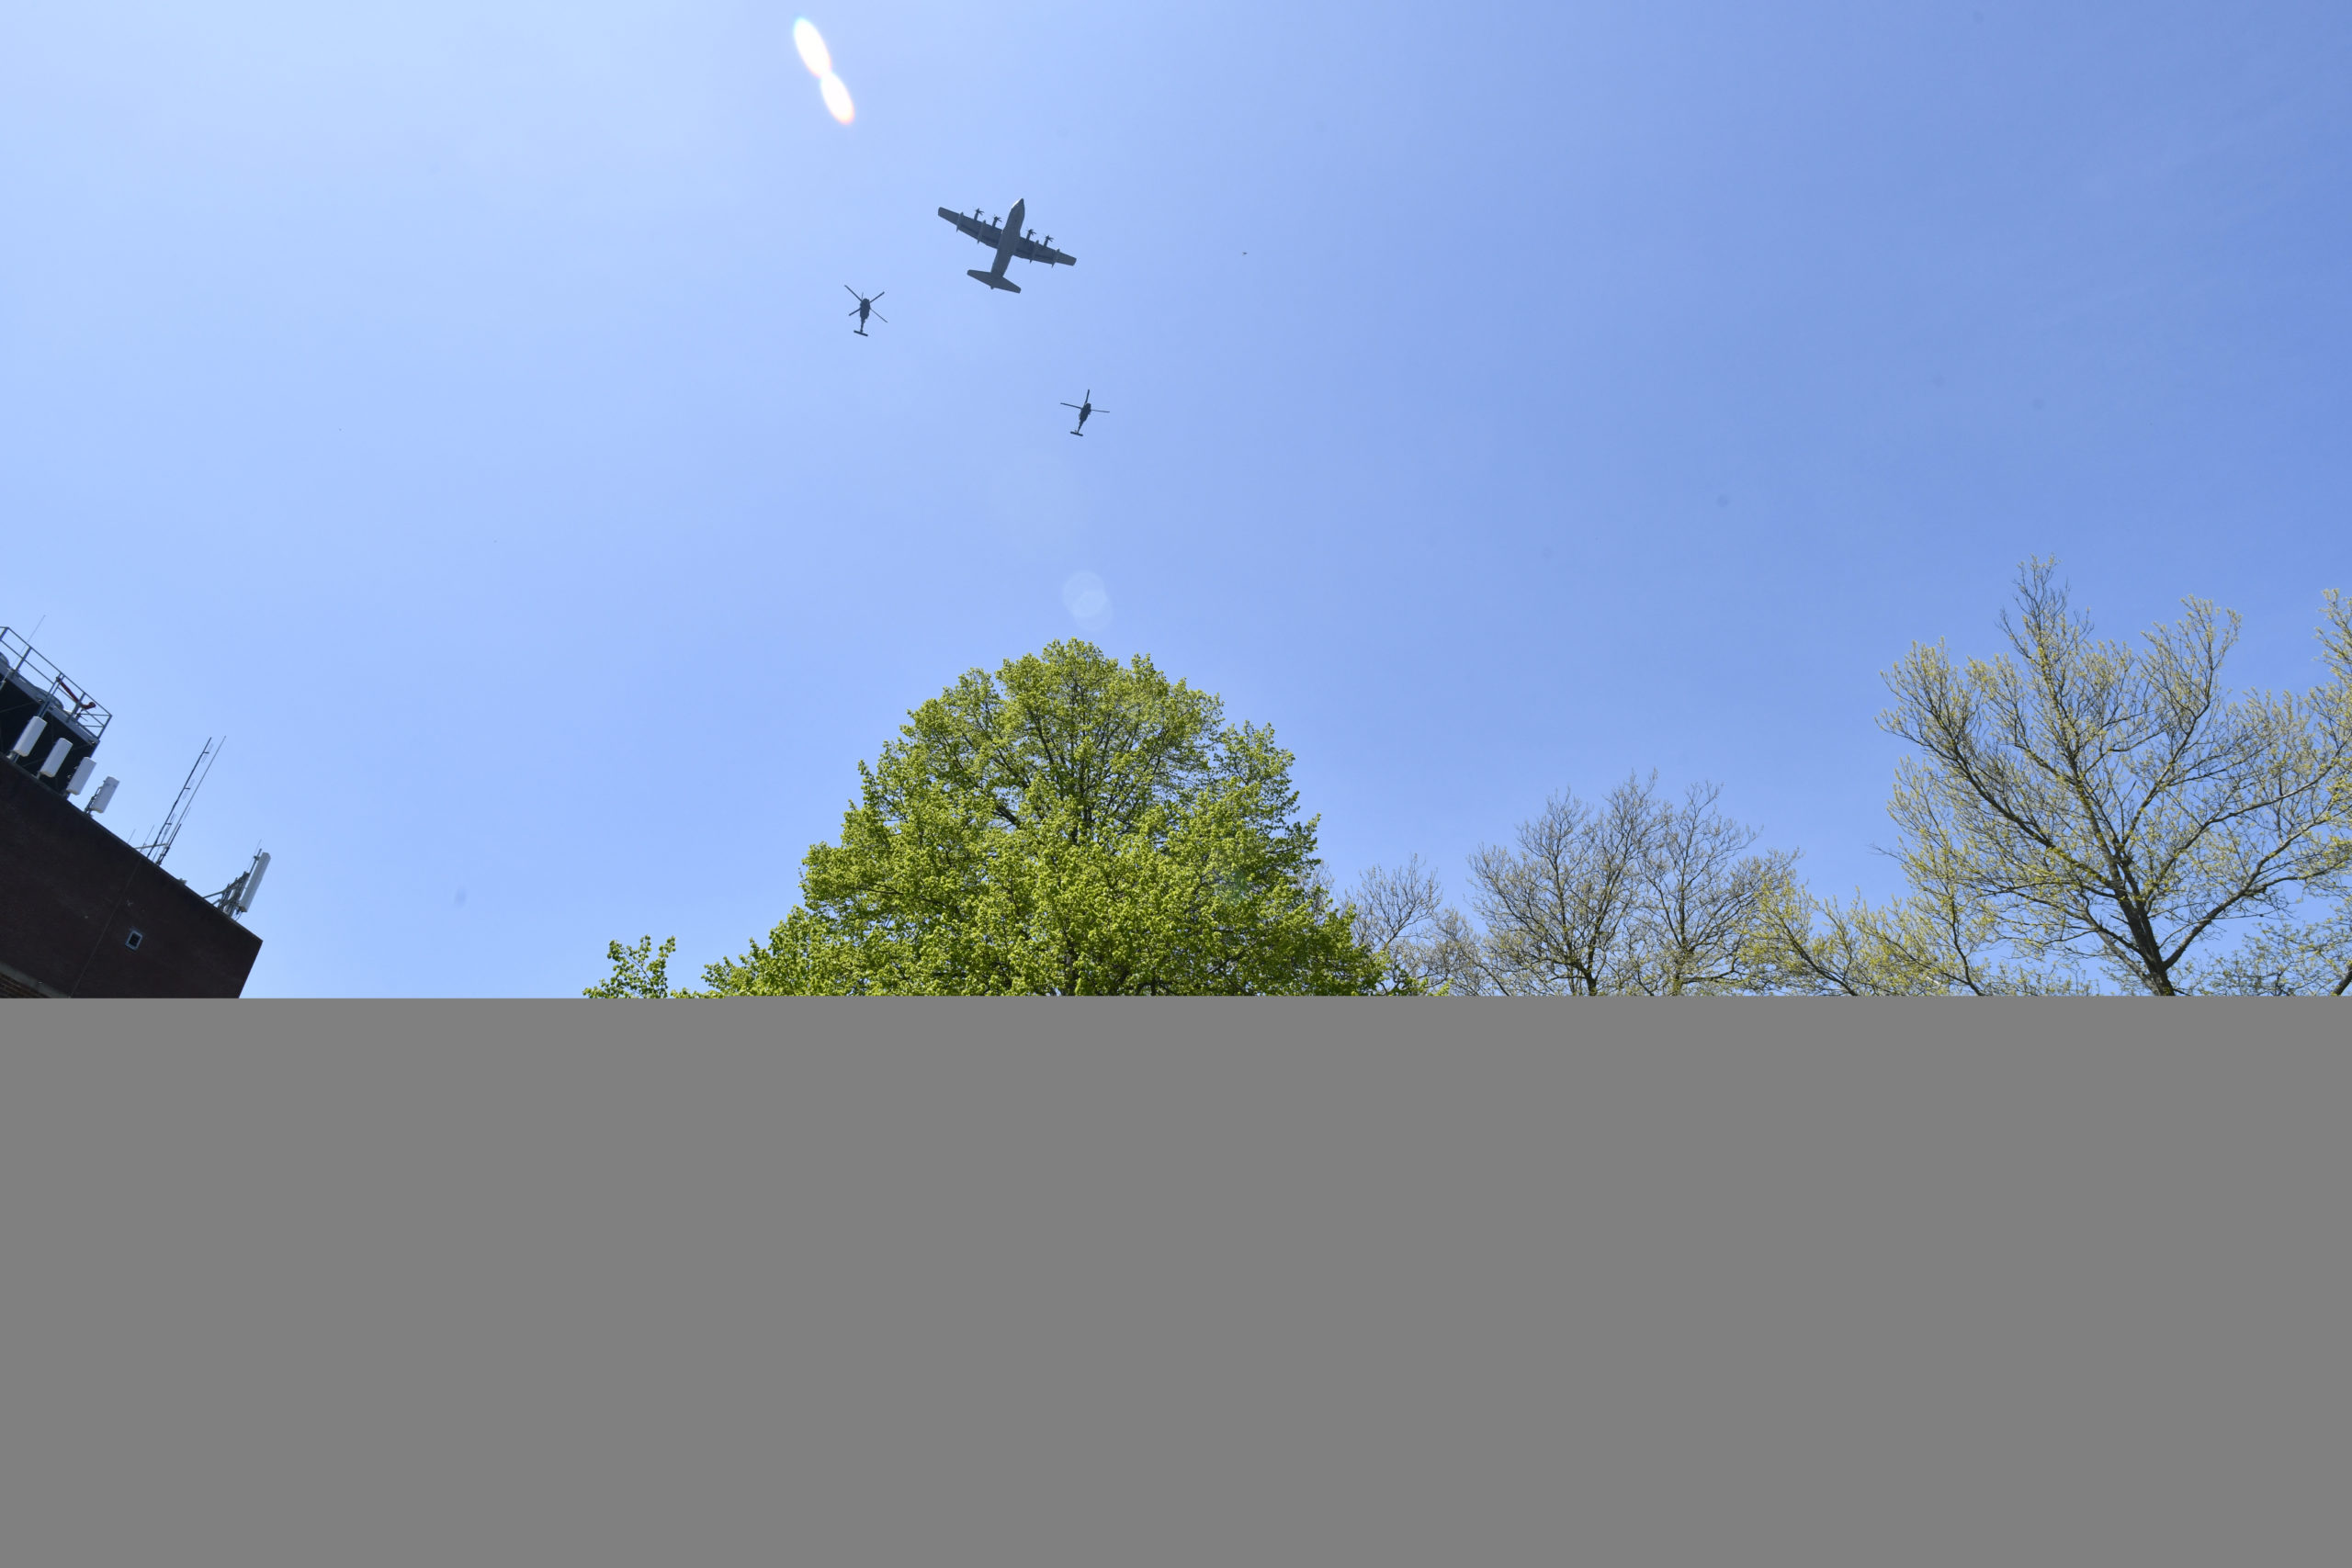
[1062,572,1111,624]
[793,20,854,125]
[820,73,855,125]
[792,18,831,78]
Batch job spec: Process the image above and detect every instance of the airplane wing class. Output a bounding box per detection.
[1010,234,1076,267]
[937,208,1003,249]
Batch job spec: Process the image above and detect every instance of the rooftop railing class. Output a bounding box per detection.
[0,626,111,748]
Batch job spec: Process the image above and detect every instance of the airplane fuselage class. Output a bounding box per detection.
[992,199,1024,276]
[967,198,1026,292]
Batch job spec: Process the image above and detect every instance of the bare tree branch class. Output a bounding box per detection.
[1459,773,1791,995]
[1874,560,2352,993]
[1349,856,1481,993]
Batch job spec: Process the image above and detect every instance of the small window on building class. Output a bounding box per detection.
[124,929,144,951]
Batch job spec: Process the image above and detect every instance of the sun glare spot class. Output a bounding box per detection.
[1063,572,1111,625]
[820,73,855,125]
[792,18,831,78]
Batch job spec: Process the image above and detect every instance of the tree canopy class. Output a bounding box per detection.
[1354,775,1794,995]
[582,935,677,998]
[594,568,2352,998]
[686,641,1387,995]
[1752,563,2352,994]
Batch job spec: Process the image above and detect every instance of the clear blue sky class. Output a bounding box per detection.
[5,2,2347,995]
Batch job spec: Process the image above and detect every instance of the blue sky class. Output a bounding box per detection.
[5,2,2348,994]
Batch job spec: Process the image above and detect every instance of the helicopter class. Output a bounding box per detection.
[844,286,886,335]
[1060,390,1106,436]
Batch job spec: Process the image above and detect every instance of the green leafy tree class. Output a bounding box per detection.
[693,641,1388,995]
[1754,564,2352,994]
[583,935,676,998]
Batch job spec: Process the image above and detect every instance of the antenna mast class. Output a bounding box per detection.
[209,848,272,921]
[141,736,223,867]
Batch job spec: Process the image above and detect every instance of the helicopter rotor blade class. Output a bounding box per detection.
[872,312,887,323]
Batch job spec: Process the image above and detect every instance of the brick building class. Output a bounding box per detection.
[1,628,262,998]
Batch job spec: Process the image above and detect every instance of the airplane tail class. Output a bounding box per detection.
[967,269,1021,293]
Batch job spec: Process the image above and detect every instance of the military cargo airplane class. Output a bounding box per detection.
[936,198,1076,293]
